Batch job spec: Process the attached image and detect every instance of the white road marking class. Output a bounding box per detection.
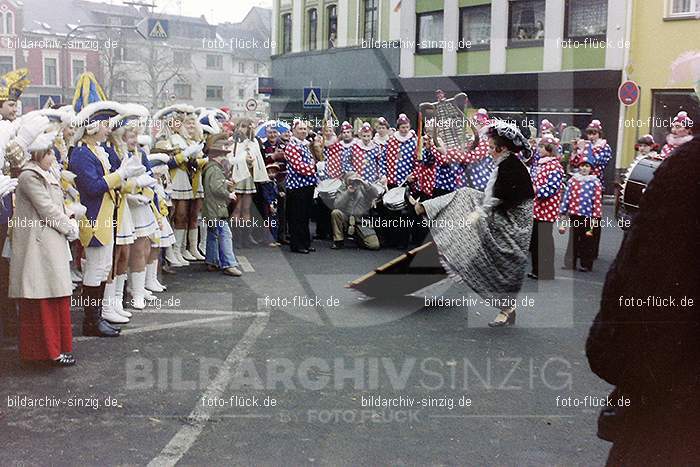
[129,308,267,317]
[147,313,269,467]
[73,315,252,342]
[236,255,255,272]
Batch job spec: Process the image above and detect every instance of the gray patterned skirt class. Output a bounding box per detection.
[422,188,533,301]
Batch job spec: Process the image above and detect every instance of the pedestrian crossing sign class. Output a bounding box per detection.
[39,95,61,109]
[148,19,169,39]
[303,87,322,109]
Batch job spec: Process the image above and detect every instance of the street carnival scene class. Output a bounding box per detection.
[0,0,699,465]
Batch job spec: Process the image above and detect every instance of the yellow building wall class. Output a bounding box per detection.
[620,0,700,167]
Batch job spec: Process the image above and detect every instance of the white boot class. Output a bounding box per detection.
[152,258,167,291]
[181,228,197,261]
[102,281,130,324]
[165,246,185,267]
[114,273,132,318]
[188,228,205,260]
[198,220,208,258]
[129,271,148,310]
[145,261,164,292]
[173,229,190,265]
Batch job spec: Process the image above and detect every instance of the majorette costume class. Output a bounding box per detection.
[69,73,146,337]
[560,152,602,271]
[660,111,694,159]
[383,114,418,187]
[284,124,317,252]
[529,135,564,280]
[573,120,613,185]
[346,123,382,183]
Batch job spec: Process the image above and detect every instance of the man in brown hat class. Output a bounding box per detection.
[201,133,242,277]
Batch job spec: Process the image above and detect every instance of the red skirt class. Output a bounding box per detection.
[18,297,72,361]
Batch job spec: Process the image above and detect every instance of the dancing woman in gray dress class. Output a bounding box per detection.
[414,120,535,327]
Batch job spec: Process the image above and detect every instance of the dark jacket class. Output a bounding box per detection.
[493,152,535,211]
[586,135,700,466]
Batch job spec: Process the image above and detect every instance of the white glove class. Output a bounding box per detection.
[147,153,170,164]
[65,219,80,242]
[0,176,18,197]
[151,164,169,176]
[228,192,238,201]
[66,202,87,220]
[126,194,150,207]
[183,142,204,160]
[154,183,166,200]
[133,173,157,188]
[116,155,146,180]
[61,170,77,183]
[65,186,80,201]
[14,114,52,150]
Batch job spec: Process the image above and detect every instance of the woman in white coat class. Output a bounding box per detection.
[9,131,80,366]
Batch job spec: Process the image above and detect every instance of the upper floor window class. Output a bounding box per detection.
[1,11,14,35]
[43,57,58,86]
[174,50,191,68]
[254,62,261,74]
[308,9,318,50]
[72,59,85,87]
[459,5,491,49]
[0,56,13,74]
[566,0,607,39]
[206,54,223,69]
[282,13,292,53]
[174,82,192,99]
[238,61,246,74]
[327,5,338,48]
[115,79,128,95]
[363,0,379,41]
[206,85,223,100]
[667,0,699,17]
[508,0,545,44]
[416,11,444,53]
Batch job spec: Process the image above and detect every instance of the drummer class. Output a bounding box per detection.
[373,117,391,166]
[460,108,495,192]
[338,121,356,175]
[346,122,384,184]
[635,134,660,159]
[660,111,694,159]
[384,114,418,188]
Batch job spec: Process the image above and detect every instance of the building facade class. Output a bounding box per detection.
[0,0,102,112]
[270,0,402,124]
[272,0,633,192]
[618,0,700,168]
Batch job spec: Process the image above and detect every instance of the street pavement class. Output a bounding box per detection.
[0,208,624,466]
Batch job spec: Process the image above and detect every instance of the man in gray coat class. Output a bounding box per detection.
[330,172,380,250]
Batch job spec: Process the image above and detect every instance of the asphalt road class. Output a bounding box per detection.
[0,208,624,466]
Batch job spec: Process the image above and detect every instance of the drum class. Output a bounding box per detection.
[317,178,342,206]
[383,186,407,211]
[620,156,662,211]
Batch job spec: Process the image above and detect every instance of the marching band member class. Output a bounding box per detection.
[322,124,344,180]
[338,121,356,176]
[10,130,79,365]
[384,114,417,188]
[635,134,661,159]
[573,120,613,184]
[347,122,382,183]
[373,117,391,164]
[559,153,602,272]
[154,105,204,266]
[660,111,694,159]
[461,108,494,191]
[529,135,564,280]
[230,117,269,248]
[69,86,146,337]
[284,120,317,254]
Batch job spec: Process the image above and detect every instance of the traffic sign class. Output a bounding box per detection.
[39,95,61,109]
[618,80,640,106]
[245,98,258,112]
[148,19,169,39]
[303,87,322,109]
